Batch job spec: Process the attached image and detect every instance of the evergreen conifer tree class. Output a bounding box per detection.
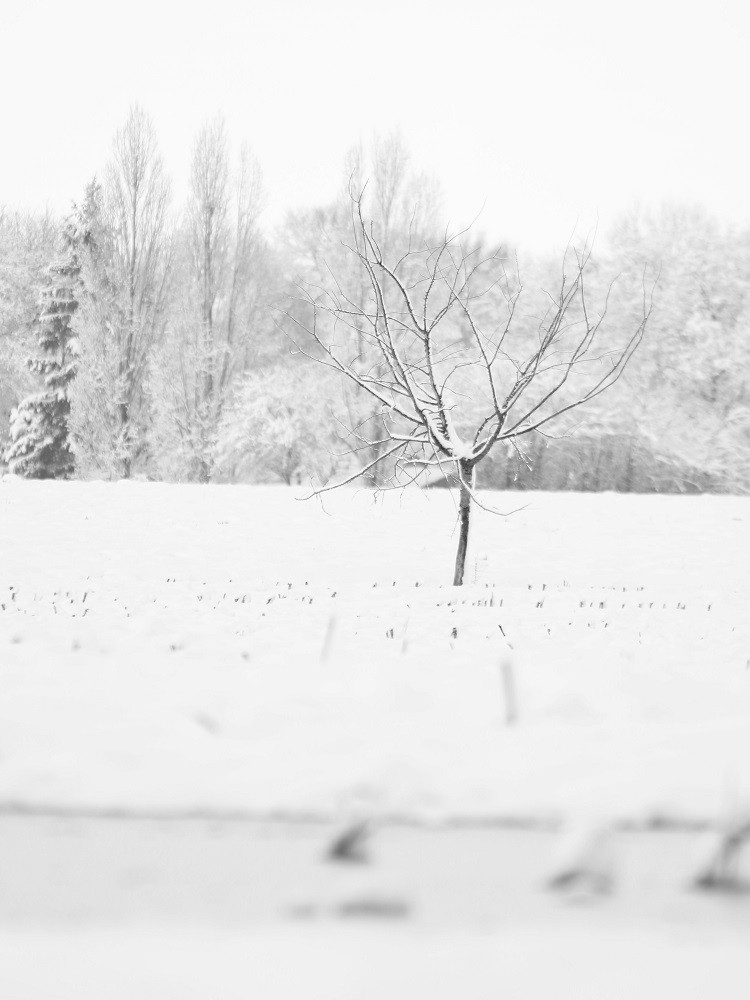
[3,247,80,478]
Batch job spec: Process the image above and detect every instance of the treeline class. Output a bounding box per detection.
[1,107,749,493]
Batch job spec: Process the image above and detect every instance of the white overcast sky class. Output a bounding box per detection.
[2,0,748,251]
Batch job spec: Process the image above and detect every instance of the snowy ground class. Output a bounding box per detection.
[1,478,749,997]
[1,478,749,826]
[3,919,750,1000]
[1,816,750,999]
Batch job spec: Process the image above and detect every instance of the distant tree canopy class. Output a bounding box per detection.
[0,113,749,497]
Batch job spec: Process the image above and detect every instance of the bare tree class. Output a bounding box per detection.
[283,135,441,489]
[290,193,654,585]
[150,117,267,482]
[189,116,230,427]
[103,105,172,476]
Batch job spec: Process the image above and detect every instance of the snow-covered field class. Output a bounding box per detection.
[3,920,749,1000]
[2,478,750,998]
[1,478,749,826]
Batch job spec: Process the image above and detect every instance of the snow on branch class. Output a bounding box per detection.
[286,190,655,500]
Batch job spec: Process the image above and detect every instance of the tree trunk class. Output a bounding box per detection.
[197,456,211,484]
[453,459,475,586]
[118,400,132,479]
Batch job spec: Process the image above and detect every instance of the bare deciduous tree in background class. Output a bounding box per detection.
[104,105,172,476]
[151,116,267,481]
[291,193,654,585]
[283,134,442,488]
[190,115,230,436]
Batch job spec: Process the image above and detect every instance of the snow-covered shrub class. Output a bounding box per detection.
[214,364,341,485]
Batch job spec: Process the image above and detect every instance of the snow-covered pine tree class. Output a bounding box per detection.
[3,250,80,479]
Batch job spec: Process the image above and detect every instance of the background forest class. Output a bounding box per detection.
[2,107,749,494]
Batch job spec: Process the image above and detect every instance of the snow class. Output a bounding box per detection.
[2,922,749,1000]
[1,817,749,995]
[0,478,749,826]
[2,478,749,995]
